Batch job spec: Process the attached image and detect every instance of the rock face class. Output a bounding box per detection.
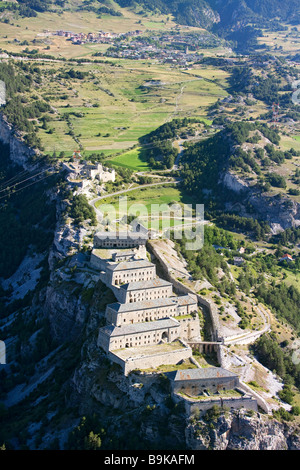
[222,170,300,232]
[44,283,89,343]
[248,193,300,232]
[0,113,37,169]
[186,409,300,450]
[222,171,250,194]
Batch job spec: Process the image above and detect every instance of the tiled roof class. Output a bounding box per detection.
[95,231,148,240]
[170,367,237,382]
[107,297,177,313]
[177,294,197,306]
[120,278,172,291]
[106,259,154,272]
[100,317,180,337]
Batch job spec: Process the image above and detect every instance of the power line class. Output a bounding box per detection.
[0,167,53,194]
[0,168,29,190]
[0,170,57,201]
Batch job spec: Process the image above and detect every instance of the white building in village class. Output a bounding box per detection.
[62,159,115,185]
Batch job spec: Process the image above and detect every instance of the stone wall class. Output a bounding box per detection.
[116,283,173,304]
[106,302,178,326]
[217,345,271,414]
[101,321,181,351]
[174,392,258,416]
[90,251,108,271]
[107,262,156,286]
[172,374,239,396]
[109,343,192,376]
[238,382,271,414]
[179,317,201,341]
[147,241,221,341]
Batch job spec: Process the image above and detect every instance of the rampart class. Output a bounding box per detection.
[147,240,221,342]
[217,345,271,414]
[147,241,271,414]
[173,392,258,416]
[108,343,192,376]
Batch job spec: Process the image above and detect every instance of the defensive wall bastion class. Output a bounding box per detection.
[146,240,271,414]
[147,240,221,342]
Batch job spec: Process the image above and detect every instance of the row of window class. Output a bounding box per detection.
[98,241,144,247]
[128,294,171,303]
[114,269,154,278]
[111,329,178,348]
[114,275,154,285]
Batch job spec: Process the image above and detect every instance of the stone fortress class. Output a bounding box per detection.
[91,228,258,415]
[62,152,115,188]
[93,229,200,354]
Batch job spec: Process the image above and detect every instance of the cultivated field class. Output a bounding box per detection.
[16,59,228,159]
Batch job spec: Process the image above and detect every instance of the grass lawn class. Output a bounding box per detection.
[280,268,300,290]
[96,185,197,223]
[107,147,151,171]
[34,60,223,154]
[279,135,300,152]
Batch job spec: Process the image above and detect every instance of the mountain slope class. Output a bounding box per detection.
[115,0,300,29]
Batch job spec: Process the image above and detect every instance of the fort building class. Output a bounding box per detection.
[105,294,198,326]
[168,367,240,395]
[168,367,258,415]
[92,232,259,413]
[97,317,181,352]
[103,259,156,286]
[116,278,174,304]
[94,231,148,249]
[63,160,115,183]
[90,245,147,271]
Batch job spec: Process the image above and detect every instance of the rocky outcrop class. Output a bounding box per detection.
[44,283,89,343]
[248,193,300,232]
[186,409,300,450]
[0,113,37,169]
[222,170,300,233]
[222,171,250,194]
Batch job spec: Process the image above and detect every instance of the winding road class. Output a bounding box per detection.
[89,179,181,223]
[222,302,272,346]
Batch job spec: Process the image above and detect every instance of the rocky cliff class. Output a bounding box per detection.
[186,408,300,450]
[0,113,37,169]
[1,118,299,450]
[221,170,300,233]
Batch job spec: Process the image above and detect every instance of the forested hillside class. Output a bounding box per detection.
[115,0,299,29]
[1,0,298,52]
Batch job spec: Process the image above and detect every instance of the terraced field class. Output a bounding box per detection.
[23,59,229,158]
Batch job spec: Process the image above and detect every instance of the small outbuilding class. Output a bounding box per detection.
[168,367,239,395]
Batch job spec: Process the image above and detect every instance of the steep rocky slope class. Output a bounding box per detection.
[186,408,300,450]
[1,117,299,450]
[222,170,300,233]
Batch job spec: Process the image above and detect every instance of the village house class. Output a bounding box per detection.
[233,256,245,266]
[279,254,293,263]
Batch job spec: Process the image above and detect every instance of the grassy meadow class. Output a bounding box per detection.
[106,147,151,171]
[22,58,228,158]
